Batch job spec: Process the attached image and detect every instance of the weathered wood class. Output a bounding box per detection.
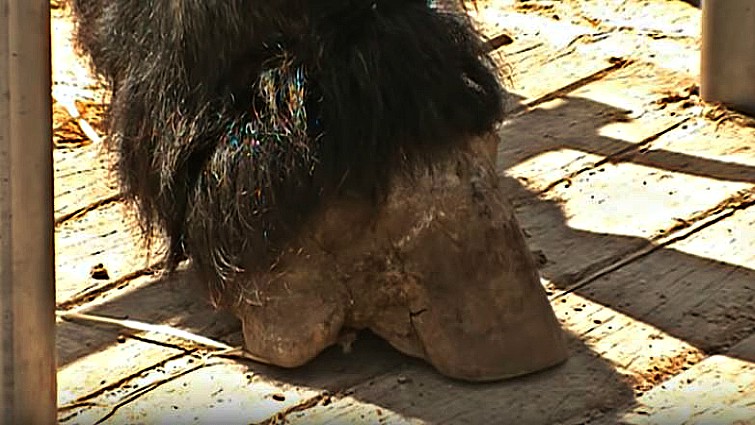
[1,0,57,423]
[727,333,755,363]
[49,2,755,424]
[499,62,699,193]
[74,358,324,425]
[511,186,652,291]
[498,61,753,286]
[519,116,754,293]
[623,117,755,180]
[57,271,233,366]
[61,333,408,424]
[75,338,409,425]
[475,0,702,80]
[251,199,755,422]
[51,8,102,99]
[475,0,699,39]
[553,195,755,425]
[247,341,635,425]
[270,286,706,424]
[57,267,409,422]
[611,354,755,425]
[535,158,751,242]
[475,1,700,101]
[55,201,164,306]
[57,324,186,409]
[57,271,238,420]
[505,92,754,286]
[578,205,755,355]
[286,396,423,425]
[491,11,623,106]
[465,5,638,112]
[50,8,114,220]
[53,143,117,221]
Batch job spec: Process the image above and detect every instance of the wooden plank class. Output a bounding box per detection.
[509,183,652,289]
[554,202,755,424]
[576,205,755,355]
[71,358,323,425]
[286,397,423,425]
[56,270,235,367]
[473,0,699,38]
[572,30,699,78]
[283,346,634,425]
[55,201,164,306]
[611,354,755,425]
[474,0,700,102]
[62,334,408,424]
[506,85,755,282]
[58,323,186,409]
[553,0,699,38]
[499,62,698,193]
[51,9,102,99]
[507,114,754,282]
[496,0,702,77]
[619,116,755,183]
[76,333,409,425]
[492,13,621,106]
[728,333,755,363]
[51,11,115,218]
[498,69,752,285]
[270,152,755,424]
[1,0,58,422]
[53,143,118,220]
[273,288,704,424]
[263,202,755,423]
[57,271,239,421]
[532,158,751,242]
[467,6,635,109]
[57,267,408,422]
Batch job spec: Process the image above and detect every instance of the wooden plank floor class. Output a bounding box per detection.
[51,1,754,424]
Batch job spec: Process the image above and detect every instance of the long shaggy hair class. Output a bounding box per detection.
[71,0,507,306]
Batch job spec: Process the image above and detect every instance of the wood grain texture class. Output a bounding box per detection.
[49,1,755,424]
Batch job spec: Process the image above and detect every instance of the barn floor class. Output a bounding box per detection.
[51,1,754,424]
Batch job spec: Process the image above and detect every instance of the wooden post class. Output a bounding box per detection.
[701,0,755,115]
[0,0,57,424]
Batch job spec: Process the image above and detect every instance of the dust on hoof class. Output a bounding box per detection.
[234,269,349,369]
[233,134,568,381]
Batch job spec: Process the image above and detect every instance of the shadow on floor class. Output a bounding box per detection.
[56,82,754,424]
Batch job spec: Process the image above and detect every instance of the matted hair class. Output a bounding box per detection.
[71,0,506,305]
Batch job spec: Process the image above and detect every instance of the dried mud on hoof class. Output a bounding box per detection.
[232,133,569,382]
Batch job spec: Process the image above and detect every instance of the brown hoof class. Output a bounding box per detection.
[231,133,568,381]
[234,269,349,368]
[354,133,567,381]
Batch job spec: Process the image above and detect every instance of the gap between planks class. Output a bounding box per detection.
[552,187,754,298]
[53,5,753,423]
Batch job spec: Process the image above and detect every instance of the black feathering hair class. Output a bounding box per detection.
[71,0,507,306]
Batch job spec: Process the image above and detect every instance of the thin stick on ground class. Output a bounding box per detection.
[56,310,273,363]
[56,310,233,350]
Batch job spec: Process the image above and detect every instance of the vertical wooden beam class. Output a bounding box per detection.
[701,0,755,115]
[0,0,57,423]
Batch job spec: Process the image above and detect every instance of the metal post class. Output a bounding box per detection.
[701,0,755,115]
[0,0,57,424]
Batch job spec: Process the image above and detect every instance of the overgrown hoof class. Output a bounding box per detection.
[233,133,568,381]
[234,269,349,368]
